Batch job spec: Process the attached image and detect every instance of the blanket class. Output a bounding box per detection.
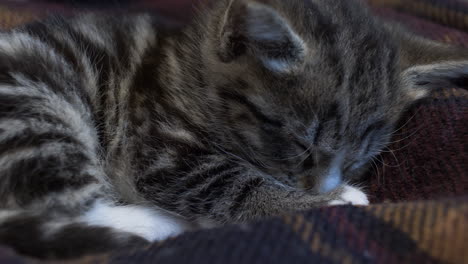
[0,0,466,263]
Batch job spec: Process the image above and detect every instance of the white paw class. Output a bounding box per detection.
[328,185,369,206]
[82,201,190,242]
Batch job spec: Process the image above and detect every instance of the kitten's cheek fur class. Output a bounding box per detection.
[328,185,370,206]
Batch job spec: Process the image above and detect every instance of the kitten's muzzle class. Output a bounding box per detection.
[317,166,343,193]
[315,151,346,193]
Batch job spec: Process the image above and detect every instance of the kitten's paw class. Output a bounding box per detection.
[328,185,369,206]
[83,201,190,242]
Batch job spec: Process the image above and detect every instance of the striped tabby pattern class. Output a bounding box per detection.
[0,0,466,259]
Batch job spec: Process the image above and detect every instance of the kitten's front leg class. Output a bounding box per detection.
[138,156,368,224]
[221,178,368,222]
[221,178,370,222]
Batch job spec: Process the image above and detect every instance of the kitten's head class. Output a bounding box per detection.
[196,0,468,192]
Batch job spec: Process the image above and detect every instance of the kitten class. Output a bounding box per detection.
[0,0,466,259]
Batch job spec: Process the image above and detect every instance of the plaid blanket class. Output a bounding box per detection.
[0,0,466,263]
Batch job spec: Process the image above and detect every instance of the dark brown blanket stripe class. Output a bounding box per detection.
[0,0,466,263]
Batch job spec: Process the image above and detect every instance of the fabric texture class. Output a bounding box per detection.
[0,0,466,263]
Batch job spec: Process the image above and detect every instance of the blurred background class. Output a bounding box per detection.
[0,0,467,33]
[0,0,195,28]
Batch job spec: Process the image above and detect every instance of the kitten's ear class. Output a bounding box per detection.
[387,22,468,101]
[402,61,468,100]
[217,0,306,73]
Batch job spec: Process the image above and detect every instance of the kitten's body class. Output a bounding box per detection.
[0,0,466,259]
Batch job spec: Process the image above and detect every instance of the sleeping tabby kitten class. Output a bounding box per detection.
[0,0,466,259]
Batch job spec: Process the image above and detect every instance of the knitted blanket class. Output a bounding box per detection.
[0,0,466,263]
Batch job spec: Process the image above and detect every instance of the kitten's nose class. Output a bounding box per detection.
[318,166,342,193]
[317,151,346,193]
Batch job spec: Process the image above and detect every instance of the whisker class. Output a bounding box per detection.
[244,143,274,170]
[212,142,249,166]
[385,147,400,166]
[370,158,382,185]
[295,150,315,169]
[271,140,315,161]
[388,107,422,136]
[384,124,424,145]
[373,154,401,168]
[376,135,419,153]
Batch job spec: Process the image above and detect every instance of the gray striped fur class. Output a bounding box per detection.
[0,0,466,259]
